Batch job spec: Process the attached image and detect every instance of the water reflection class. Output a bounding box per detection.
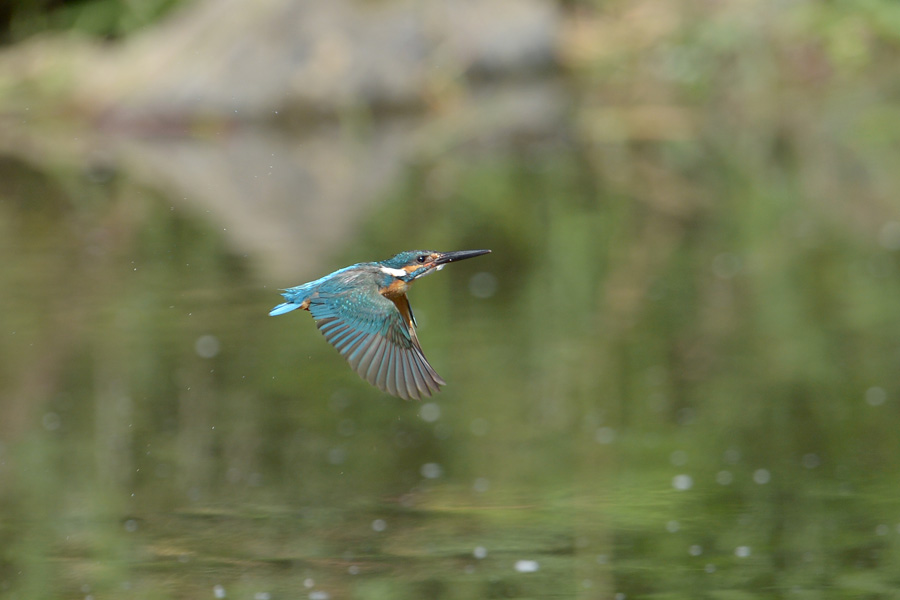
[3,115,900,600]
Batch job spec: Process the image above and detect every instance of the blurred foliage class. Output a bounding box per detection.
[0,0,182,43]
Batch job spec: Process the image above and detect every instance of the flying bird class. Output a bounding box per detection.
[269,249,491,400]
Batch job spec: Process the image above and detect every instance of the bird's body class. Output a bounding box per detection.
[270,249,490,400]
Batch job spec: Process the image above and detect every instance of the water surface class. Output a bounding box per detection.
[2,119,900,600]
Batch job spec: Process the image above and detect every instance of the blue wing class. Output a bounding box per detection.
[306,273,445,400]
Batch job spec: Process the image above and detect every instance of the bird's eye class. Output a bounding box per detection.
[416,255,427,263]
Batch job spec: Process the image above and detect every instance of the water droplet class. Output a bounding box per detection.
[474,546,487,559]
[195,335,220,358]
[372,519,387,532]
[328,448,346,465]
[715,470,733,485]
[124,519,138,533]
[689,545,703,556]
[420,403,441,423]
[514,559,539,573]
[672,474,693,491]
[670,450,687,466]
[473,477,490,493]
[213,584,226,598]
[735,546,751,557]
[421,463,443,479]
[876,524,889,536]
[866,387,886,406]
[753,469,770,484]
[666,520,680,533]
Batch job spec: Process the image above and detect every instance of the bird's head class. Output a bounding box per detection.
[378,249,491,282]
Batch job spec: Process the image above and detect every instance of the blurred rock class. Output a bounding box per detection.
[73,0,560,124]
[0,0,564,279]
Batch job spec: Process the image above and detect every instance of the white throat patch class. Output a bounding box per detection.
[380,266,407,278]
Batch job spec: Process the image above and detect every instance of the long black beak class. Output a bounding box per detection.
[434,249,491,265]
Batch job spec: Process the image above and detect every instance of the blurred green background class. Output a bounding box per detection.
[3,0,900,598]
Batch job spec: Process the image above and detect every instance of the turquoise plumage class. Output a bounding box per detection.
[270,249,491,400]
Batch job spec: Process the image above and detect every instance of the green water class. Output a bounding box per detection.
[3,132,900,599]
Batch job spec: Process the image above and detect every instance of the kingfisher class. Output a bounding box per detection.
[269,249,491,400]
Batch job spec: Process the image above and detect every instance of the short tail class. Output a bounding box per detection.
[269,302,301,316]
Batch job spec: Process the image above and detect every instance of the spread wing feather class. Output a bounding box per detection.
[307,274,445,400]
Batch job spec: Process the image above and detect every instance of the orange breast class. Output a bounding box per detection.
[381,278,409,299]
